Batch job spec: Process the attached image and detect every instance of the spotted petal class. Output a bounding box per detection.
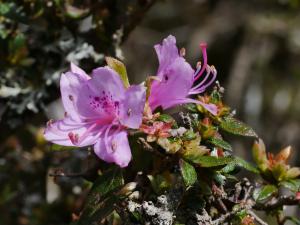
[60,71,92,121]
[119,85,146,129]
[89,66,126,102]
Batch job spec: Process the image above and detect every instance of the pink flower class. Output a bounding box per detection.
[148,35,217,115]
[44,63,146,167]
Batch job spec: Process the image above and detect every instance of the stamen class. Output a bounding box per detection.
[68,132,79,145]
[127,108,132,116]
[189,66,217,95]
[180,48,186,57]
[111,140,117,152]
[104,124,114,153]
[76,123,99,145]
[47,119,54,127]
[163,98,217,115]
[194,43,208,81]
[193,66,212,89]
[198,66,217,91]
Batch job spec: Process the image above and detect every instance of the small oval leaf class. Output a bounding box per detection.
[180,159,197,187]
[220,116,257,137]
[253,185,277,202]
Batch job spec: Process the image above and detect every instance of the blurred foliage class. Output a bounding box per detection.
[0,0,155,127]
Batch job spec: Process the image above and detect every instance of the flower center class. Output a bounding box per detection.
[88,91,120,116]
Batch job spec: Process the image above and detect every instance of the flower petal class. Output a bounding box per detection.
[154,35,179,75]
[119,85,146,129]
[44,117,101,147]
[89,66,126,102]
[94,130,131,168]
[61,71,91,121]
[63,66,127,121]
[149,57,194,110]
[70,63,90,80]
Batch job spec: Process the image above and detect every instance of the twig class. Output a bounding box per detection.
[248,210,268,225]
[254,196,300,211]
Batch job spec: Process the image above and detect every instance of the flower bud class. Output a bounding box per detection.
[276,146,291,163]
[252,139,268,172]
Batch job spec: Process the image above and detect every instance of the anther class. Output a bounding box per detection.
[127,108,132,116]
[111,140,117,152]
[47,119,54,127]
[180,48,186,57]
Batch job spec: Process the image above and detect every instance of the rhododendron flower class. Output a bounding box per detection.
[149,35,217,115]
[44,63,146,167]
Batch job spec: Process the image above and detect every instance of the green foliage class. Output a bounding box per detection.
[179,159,197,187]
[0,0,155,127]
[187,155,234,167]
[220,116,257,137]
[208,137,232,151]
[77,167,124,224]
[221,157,259,174]
[253,185,278,202]
[280,179,300,192]
[182,130,197,141]
[184,103,198,113]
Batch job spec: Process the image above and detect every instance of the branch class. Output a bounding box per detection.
[248,210,268,225]
[254,196,300,211]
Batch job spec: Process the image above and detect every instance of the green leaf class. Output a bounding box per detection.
[0,3,11,15]
[50,144,78,151]
[184,103,198,112]
[286,216,300,225]
[158,114,174,123]
[147,174,171,194]
[210,90,222,104]
[187,156,234,168]
[106,57,130,88]
[180,159,197,187]
[88,168,123,200]
[9,33,26,52]
[253,185,277,202]
[78,168,124,224]
[208,137,232,151]
[280,179,300,192]
[221,157,259,174]
[182,130,197,141]
[213,173,226,185]
[220,116,257,137]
